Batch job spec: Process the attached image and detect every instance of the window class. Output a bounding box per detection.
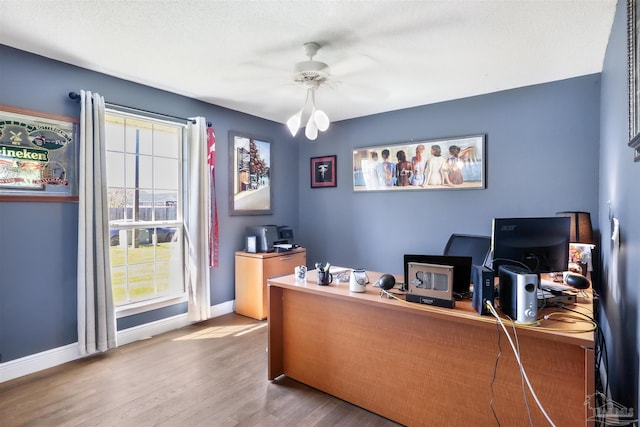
[105,111,186,310]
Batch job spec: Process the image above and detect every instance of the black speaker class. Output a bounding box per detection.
[472,265,494,315]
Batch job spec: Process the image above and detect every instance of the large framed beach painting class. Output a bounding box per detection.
[353,134,485,192]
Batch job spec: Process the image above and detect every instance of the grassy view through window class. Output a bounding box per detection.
[110,240,181,305]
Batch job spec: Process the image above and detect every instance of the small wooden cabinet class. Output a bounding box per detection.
[234,248,306,320]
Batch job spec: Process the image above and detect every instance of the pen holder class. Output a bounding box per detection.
[317,270,333,286]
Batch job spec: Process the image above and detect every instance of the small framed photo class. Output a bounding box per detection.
[310,155,337,188]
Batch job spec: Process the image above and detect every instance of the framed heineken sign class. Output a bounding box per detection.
[0,105,78,201]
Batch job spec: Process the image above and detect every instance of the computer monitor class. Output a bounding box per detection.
[490,216,571,274]
[403,254,472,297]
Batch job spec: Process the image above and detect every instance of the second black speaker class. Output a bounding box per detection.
[472,265,494,315]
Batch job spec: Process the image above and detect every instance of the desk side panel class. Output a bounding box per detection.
[585,347,595,426]
[268,285,284,380]
[262,251,306,318]
[234,253,266,320]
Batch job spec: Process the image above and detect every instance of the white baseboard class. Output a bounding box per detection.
[0,343,81,384]
[116,312,191,346]
[210,300,235,319]
[0,301,234,383]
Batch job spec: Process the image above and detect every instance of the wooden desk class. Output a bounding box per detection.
[268,270,594,427]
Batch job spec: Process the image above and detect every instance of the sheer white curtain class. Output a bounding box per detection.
[185,117,211,322]
[77,90,117,355]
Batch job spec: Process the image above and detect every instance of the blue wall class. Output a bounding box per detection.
[296,76,600,275]
[0,201,78,360]
[0,44,301,362]
[599,0,640,414]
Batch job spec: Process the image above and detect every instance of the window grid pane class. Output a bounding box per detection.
[106,110,185,307]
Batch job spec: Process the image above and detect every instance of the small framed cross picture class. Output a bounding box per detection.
[310,155,337,188]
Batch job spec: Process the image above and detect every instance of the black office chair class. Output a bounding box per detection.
[443,234,492,270]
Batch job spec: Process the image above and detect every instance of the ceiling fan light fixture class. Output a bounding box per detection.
[286,42,332,140]
[287,88,329,140]
[305,113,319,140]
[286,109,303,136]
[286,89,310,137]
[314,109,330,132]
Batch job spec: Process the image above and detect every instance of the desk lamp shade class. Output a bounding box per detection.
[556,211,594,245]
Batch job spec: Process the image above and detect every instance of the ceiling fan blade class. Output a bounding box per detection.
[322,79,388,102]
[328,53,379,78]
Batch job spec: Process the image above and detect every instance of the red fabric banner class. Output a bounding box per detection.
[207,126,219,268]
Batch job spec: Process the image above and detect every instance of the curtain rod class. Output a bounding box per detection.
[68,91,197,124]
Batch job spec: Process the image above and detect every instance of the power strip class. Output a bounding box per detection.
[537,291,577,308]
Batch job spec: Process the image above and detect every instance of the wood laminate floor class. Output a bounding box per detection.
[0,313,402,427]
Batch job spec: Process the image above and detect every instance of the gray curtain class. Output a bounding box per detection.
[77,90,116,355]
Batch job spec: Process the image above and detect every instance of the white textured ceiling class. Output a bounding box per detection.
[0,0,617,124]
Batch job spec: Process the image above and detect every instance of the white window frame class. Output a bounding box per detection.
[105,109,188,318]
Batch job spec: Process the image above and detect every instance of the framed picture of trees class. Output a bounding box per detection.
[229,131,272,215]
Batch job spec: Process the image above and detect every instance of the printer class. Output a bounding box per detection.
[245,225,295,253]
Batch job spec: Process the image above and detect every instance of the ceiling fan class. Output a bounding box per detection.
[292,41,332,87]
[286,42,333,140]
